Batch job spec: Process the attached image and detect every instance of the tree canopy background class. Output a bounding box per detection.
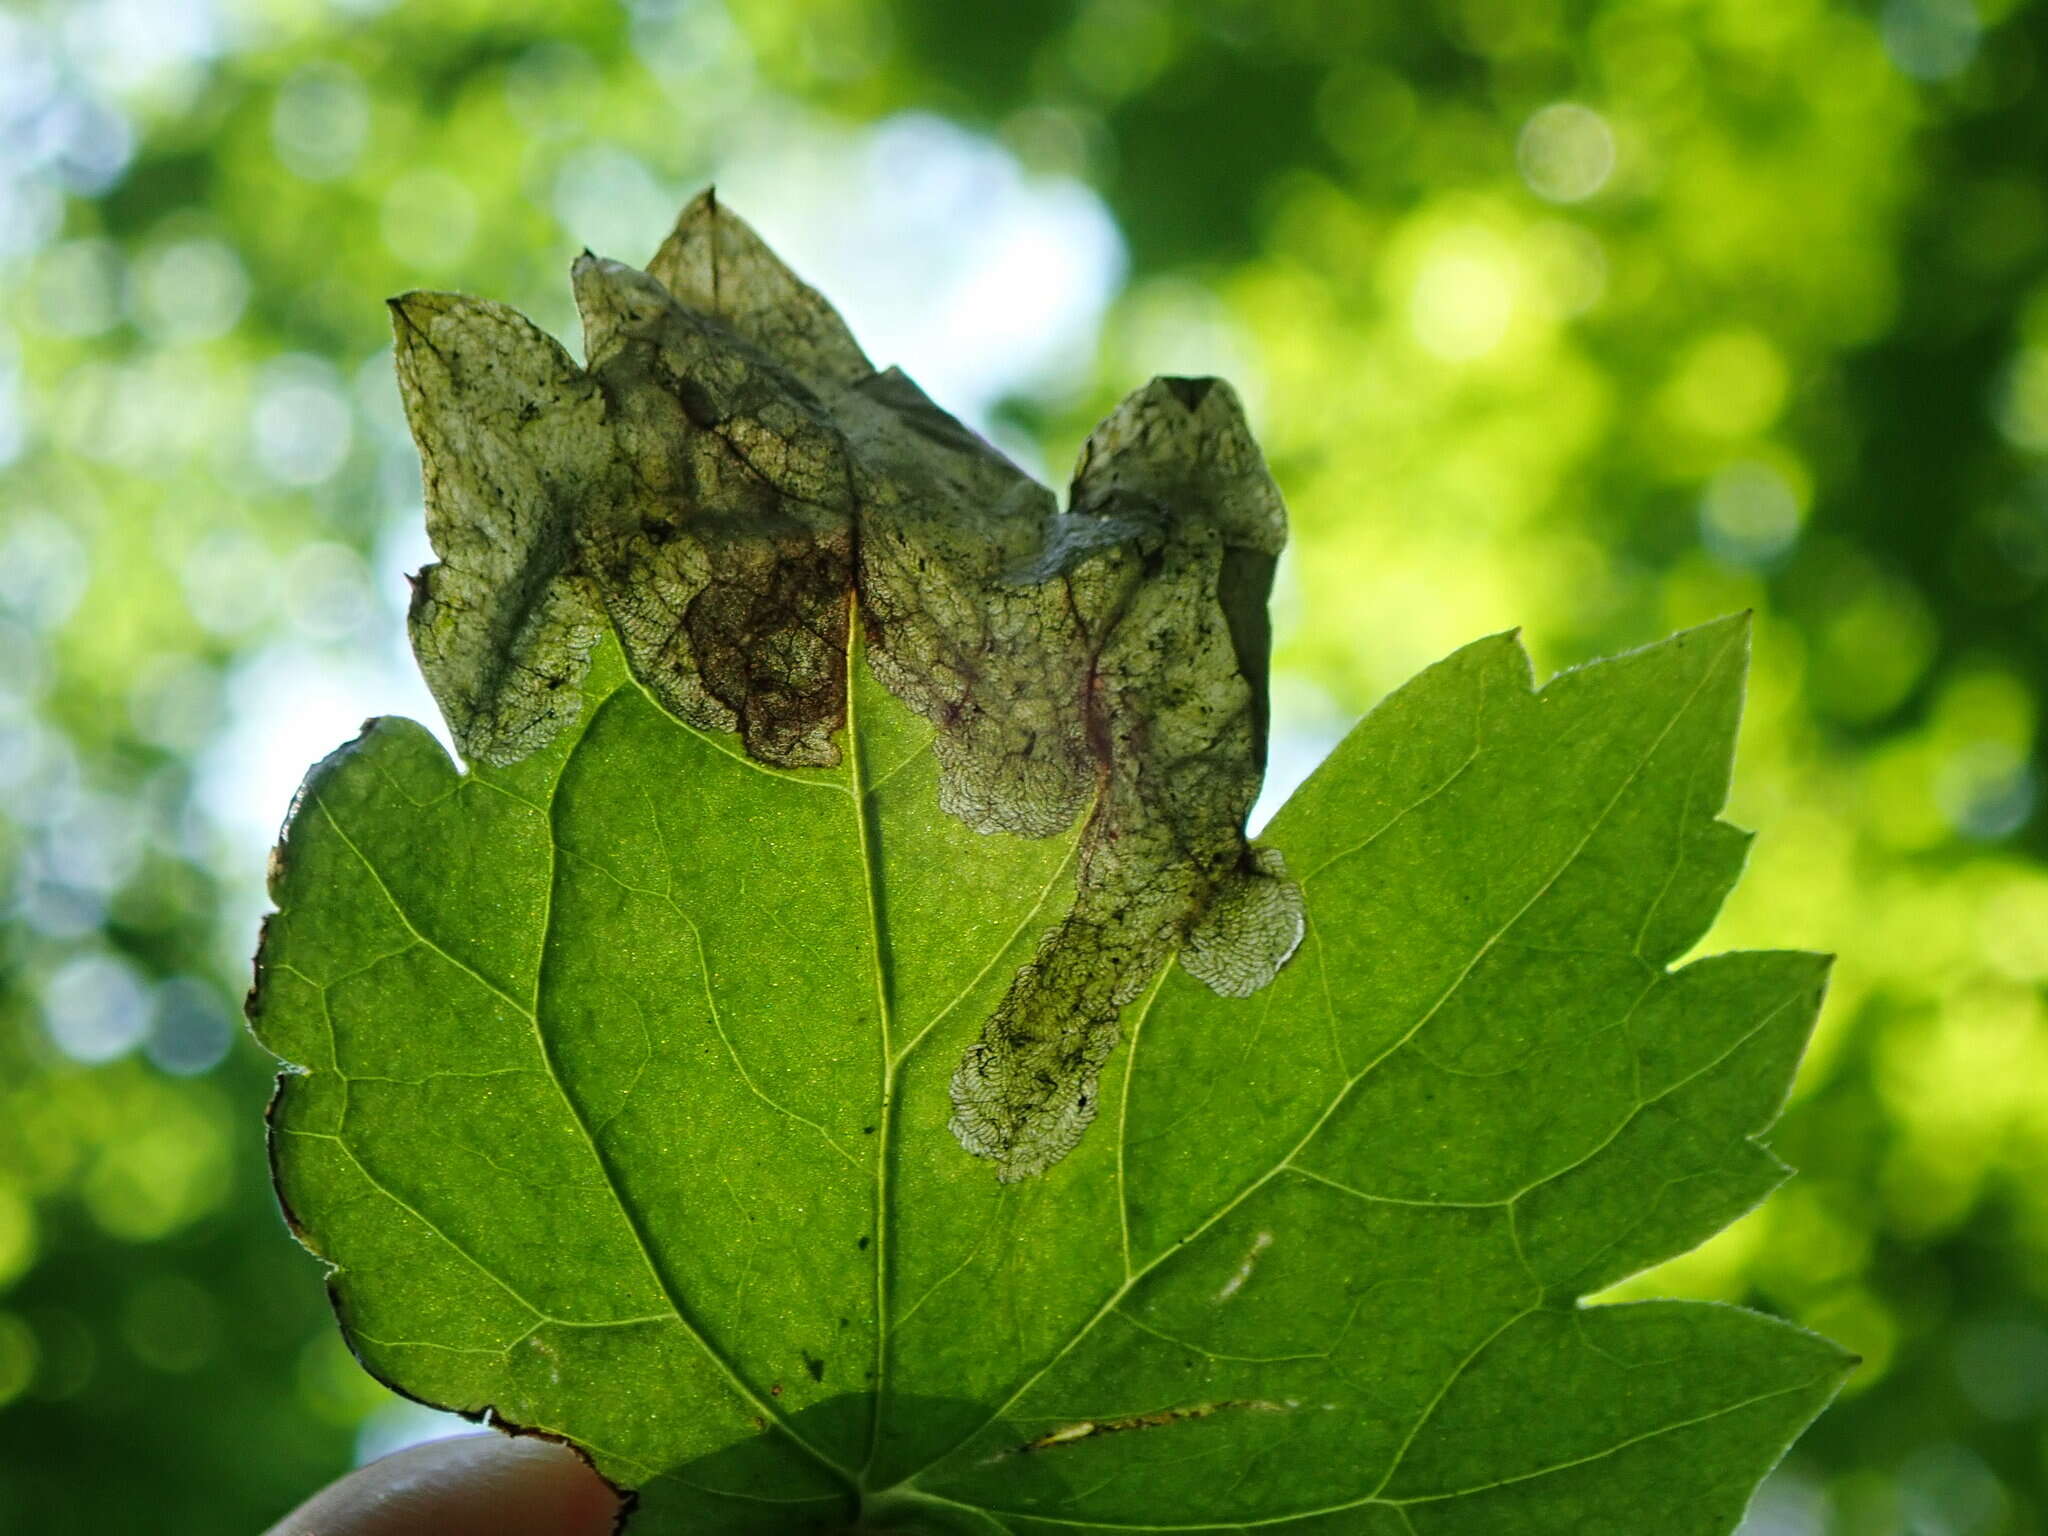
[1,0,2044,1531]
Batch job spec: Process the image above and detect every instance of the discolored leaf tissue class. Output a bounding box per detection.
[249,193,1851,1534]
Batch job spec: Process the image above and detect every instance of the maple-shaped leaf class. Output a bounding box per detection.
[249,194,1850,1534]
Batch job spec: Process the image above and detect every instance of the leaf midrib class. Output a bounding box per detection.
[846,616,900,1489]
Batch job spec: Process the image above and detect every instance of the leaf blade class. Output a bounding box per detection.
[253,204,1847,1536]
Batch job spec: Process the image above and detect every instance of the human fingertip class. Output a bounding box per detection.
[266,1430,622,1536]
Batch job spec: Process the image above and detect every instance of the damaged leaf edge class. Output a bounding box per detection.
[383,190,1305,1179]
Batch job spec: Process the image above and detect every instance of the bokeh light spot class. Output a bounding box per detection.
[127,653,222,753]
[271,63,370,182]
[250,355,353,486]
[0,715,45,802]
[0,12,59,146]
[148,977,234,1077]
[1700,459,1807,566]
[24,1308,95,1400]
[381,169,478,274]
[0,342,24,468]
[283,541,378,643]
[1739,1467,1831,1536]
[1810,573,1937,722]
[0,1186,35,1292]
[1882,0,1981,82]
[80,1083,229,1241]
[550,146,673,268]
[1517,103,1617,204]
[1410,234,1515,360]
[503,42,605,134]
[1935,743,2036,841]
[0,172,64,263]
[1064,0,1175,101]
[1317,64,1419,166]
[1898,1442,2009,1536]
[1526,220,1608,316]
[182,529,279,636]
[119,1272,222,1373]
[0,1312,36,1410]
[40,952,151,1064]
[57,0,221,96]
[1992,345,2048,452]
[1951,1318,2048,1422]
[31,238,124,336]
[41,789,147,903]
[0,514,89,631]
[34,92,133,195]
[1979,877,2048,982]
[1662,329,1790,440]
[1949,498,2048,604]
[133,236,248,343]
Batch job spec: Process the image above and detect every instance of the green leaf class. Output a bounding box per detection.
[249,198,1849,1534]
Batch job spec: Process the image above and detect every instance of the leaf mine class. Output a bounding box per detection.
[389,291,609,766]
[387,190,1301,1177]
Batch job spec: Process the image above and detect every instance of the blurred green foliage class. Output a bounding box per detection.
[0,0,2044,1531]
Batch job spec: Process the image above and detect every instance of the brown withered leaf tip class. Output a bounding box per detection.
[388,189,1304,1180]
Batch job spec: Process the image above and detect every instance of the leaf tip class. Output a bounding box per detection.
[385,292,421,342]
[1694,607,1756,648]
[1487,625,1538,690]
[385,289,441,333]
